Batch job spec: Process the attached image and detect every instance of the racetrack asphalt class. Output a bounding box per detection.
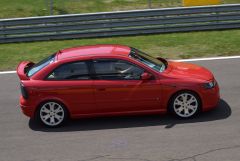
[0,58,240,161]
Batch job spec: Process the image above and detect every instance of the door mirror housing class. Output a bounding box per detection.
[141,72,152,80]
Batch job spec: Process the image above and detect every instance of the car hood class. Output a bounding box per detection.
[166,61,213,81]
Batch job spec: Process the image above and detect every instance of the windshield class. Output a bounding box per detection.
[27,54,56,77]
[129,48,166,73]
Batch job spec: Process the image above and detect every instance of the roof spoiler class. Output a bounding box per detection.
[16,61,34,80]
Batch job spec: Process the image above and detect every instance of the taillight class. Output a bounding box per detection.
[20,83,28,99]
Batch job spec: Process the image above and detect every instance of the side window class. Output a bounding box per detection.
[93,59,144,80]
[47,61,90,80]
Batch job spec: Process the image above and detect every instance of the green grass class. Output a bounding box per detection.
[1,0,240,19]
[1,29,240,71]
[1,0,240,71]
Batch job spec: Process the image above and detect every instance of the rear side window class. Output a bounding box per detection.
[47,61,90,80]
[93,59,144,80]
[27,54,55,77]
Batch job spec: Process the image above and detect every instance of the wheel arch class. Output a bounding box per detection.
[167,89,202,112]
[34,98,71,119]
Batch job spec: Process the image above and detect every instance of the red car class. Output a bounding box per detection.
[17,44,220,127]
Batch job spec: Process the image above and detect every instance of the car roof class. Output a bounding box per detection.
[56,44,131,61]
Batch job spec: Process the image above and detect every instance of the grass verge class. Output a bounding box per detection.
[0,29,240,71]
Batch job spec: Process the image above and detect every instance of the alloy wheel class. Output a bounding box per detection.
[173,93,199,118]
[39,102,65,127]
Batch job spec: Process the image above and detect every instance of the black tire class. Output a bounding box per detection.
[169,91,201,118]
[35,101,69,127]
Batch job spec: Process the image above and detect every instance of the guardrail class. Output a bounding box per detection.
[1,4,240,43]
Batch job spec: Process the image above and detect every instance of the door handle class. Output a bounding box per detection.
[97,88,106,91]
[123,84,129,87]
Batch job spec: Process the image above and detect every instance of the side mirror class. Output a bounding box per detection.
[141,72,152,80]
[156,56,168,66]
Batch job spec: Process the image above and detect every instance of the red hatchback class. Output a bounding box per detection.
[17,44,220,127]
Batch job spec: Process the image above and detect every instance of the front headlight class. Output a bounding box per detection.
[203,80,216,89]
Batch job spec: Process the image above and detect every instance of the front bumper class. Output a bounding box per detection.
[200,83,220,111]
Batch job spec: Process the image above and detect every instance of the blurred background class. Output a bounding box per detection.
[1,0,240,19]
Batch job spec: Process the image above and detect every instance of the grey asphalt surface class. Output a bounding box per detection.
[0,58,240,161]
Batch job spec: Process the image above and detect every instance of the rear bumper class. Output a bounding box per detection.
[20,105,34,117]
[20,96,35,118]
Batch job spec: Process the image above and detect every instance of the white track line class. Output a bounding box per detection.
[175,55,240,62]
[0,71,16,74]
[0,55,240,75]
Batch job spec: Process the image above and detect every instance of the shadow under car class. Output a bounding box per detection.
[29,99,231,132]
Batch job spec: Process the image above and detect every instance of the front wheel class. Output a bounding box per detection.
[169,91,201,118]
[37,101,68,127]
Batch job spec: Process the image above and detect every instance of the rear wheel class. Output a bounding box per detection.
[37,101,68,127]
[169,91,201,118]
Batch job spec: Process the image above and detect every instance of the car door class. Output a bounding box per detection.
[44,60,95,115]
[92,58,162,114]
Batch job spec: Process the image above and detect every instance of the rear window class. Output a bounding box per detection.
[27,54,56,77]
